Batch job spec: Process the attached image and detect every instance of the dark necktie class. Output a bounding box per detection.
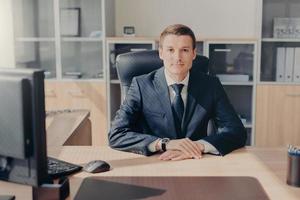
[171,84,184,138]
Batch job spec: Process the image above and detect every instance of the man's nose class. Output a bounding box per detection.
[174,50,182,60]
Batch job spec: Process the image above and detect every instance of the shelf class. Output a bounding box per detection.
[257,82,300,86]
[107,37,158,43]
[221,82,254,86]
[15,37,55,42]
[61,37,103,42]
[208,43,255,82]
[49,78,106,82]
[205,39,257,44]
[262,38,300,42]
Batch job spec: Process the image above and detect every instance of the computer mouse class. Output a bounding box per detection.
[83,160,110,173]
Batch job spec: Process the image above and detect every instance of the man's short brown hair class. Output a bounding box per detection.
[159,24,196,49]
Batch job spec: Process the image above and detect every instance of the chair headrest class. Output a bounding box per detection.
[116,50,209,88]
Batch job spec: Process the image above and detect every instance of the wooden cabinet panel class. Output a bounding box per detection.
[45,81,107,146]
[45,81,63,111]
[256,85,300,147]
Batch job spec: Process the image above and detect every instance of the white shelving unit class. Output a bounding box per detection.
[255,0,300,147]
[10,0,115,146]
[204,40,258,145]
[106,37,157,126]
[11,0,114,81]
[258,0,300,84]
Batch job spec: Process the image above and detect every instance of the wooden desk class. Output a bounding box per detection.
[1,147,300,199]
[46,110,92,146]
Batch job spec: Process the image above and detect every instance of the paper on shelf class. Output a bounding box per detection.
[216,74,249,82]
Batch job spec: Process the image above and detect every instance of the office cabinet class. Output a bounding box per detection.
[205,40,257,145]
[106,37,157,125]
[45,81,107,146]
[259,0,300,83]
[256,85,300,147]
[11,0,114,80]
[11,0,114,145]
[255,0,300,146]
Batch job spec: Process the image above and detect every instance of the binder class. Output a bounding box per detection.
[285,48,295,82]
[293,47,300,82]
[276,47,286,82]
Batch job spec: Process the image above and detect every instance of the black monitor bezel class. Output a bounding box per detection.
[0,68,48,186]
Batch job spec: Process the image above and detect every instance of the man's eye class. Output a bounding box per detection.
[183,49,190,52]
[167,49,174,52]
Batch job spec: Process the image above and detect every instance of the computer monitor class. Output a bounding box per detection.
[0,68,49,187]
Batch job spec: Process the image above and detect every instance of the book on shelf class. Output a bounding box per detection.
[273,18,300,38]
[130,48,148,52]
[216,74,249,82]
[64,72,82,79]
[44,71,52,78]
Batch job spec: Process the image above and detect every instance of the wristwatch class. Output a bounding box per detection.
[161,138,170,152]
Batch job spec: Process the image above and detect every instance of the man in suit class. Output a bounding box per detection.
[109,24,246,161]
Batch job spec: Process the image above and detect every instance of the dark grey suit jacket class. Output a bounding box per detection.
[109,67,246,156]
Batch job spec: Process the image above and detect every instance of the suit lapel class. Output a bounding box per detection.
[182,72,208,138]
[153,68,177,138]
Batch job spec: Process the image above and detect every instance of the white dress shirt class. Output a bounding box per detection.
[148,69,219,155]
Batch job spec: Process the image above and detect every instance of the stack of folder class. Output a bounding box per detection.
[276,47,300,82]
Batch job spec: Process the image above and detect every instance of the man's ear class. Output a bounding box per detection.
[159,47,163,60]
[193,48,197,60]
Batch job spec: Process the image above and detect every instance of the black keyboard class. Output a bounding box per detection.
[48,157,82,179]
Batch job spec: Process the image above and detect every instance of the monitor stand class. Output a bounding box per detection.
[32,177,70,200]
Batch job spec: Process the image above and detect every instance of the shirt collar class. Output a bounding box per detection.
[164,68,189,87]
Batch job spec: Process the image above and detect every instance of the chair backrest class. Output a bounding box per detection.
[116,50,209,99]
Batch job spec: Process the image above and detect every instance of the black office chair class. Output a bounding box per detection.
[116,50,209,99]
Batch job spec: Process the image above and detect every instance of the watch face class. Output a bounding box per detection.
[162,138,170,143]
[161,138,169,151]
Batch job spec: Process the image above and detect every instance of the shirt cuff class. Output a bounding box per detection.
[198,140,219,155]
[148,139,161,152]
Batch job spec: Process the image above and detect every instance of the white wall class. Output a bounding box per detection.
[115,0,260,38]
[0,0,15,68]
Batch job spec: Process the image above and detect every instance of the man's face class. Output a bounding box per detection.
[159,34,196,81]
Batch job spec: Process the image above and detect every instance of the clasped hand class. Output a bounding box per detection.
[159,138,204,161]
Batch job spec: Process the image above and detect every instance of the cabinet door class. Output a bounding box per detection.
[45,81,107,146]
[256,85,300,147]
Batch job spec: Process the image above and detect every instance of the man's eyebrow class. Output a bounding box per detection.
[164,46,192,48]
[181,46,192,48]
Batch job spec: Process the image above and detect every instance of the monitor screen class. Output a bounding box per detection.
[0,68,49,186]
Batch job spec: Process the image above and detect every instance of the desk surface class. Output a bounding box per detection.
[1,147,300,200]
